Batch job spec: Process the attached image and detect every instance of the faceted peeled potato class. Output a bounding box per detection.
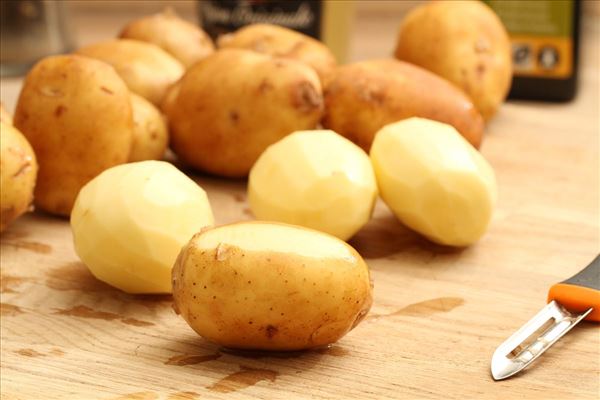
[172,221,372,350]
[370,118,497,246]
[71,161,214,293]
[248,130,377,241]
[1,122,38,232]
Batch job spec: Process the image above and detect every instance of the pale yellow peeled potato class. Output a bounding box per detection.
[172,221,372,350]
[248,130,377,241]
[129,93,168,162]
[370,118,497,246]
[71,161,214,294]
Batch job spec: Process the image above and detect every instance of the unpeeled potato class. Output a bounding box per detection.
[0,103,12,125]
[77,39,184,106]
[218,23,337,84]
[0,122,38,232]
[395,0,512,120]
[172,221,372,350]
[323,59,484,152]
[129,93,168,162]
[14,55,133,216]
[120,9,214,68]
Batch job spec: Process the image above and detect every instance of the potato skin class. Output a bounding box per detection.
[77,39,184,106]
[218,23,336,84]
[322,59,484,152]
[129,93,168,162]
[395,0,512,121]
[120,10,214,68]
[0,122,38,232]
[172,221,372,350]
[168,49,323,177]
[14,55,133,216]
[0,103,12,125]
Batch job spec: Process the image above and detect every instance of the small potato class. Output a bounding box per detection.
[77,39,184,106]
[14,55,133,216]
[248,130,377,241]
[0,122,38,232]
[129,93,168,162]
[120,9,214,68]
[168,49,323,177]
[218,23,336,84]
[0,103,12,125]
[370,118,497,246]
[172,221,372,350]
[323,59,484,152]
[395,1,512,120]
[71,161,214,294]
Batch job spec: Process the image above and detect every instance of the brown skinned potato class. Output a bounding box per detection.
[14,55,133,216]
[395,0,512,121]
[322,59,484,152]
[0,103,12,125]
[1,122,38,232]
[172,221,372,351]
[167,49,323,177]
[218,23,337,84]
[129,93,168,162]
[77,39,184,106]
[120,9,214,68]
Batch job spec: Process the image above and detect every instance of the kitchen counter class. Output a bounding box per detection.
[1,4,598,399]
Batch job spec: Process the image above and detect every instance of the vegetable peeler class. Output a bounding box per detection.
[491,254,600,380]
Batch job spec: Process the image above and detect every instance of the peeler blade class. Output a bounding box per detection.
[491,300,593,381]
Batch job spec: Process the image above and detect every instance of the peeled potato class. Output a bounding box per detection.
[120,9,214,68]
[1,122,38,232]
[129,93,168,162]
[14,55,133,216]
[168,49,323,177]
[370,118,497,246]
[71,161,214,294]
[172,221,372,350]
[77,39,184,106]
[0,103,12,125]
[218,23,336,84]
[395,0,512,120]
[248,130,377,241]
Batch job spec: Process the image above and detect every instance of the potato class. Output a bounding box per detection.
[77,39,184,106]
[370,118,497,246]
[14,55,133,216]
[218,23,336,84]
[395,1,512,120]
[248,130,377,241]
[168,49,323,177]
[172,221,372,350]
[323,59,484,152]
[120,9,214,68]
[0,103,12,125]
[0,122,38,232]
[160,79,181,117]
[71,161,214,294]
[129,93,168,162]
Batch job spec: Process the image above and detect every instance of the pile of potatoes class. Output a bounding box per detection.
[0,1,511,351]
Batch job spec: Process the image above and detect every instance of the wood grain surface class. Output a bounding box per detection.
[1,5,599,400]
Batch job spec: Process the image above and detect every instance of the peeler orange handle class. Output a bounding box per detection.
[547,254,600,322]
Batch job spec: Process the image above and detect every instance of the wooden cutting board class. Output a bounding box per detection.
[1,8,599,400]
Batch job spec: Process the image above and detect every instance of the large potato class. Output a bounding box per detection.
[1,122,38,232]
[370,118,497,246]
[248,130,377,241]
[395,1,511,121]
[323,59,484,152]
[218,23,337,84]
[71,161,214,294]
[14,55,133,216]
[172,221,372,350]
[77,39,184,106]
[120,9,214,68]
[168,49,323,177]
[129,93,168,162]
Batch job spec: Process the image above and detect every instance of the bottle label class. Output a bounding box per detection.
[199,0,322,40]
[486,0,573,78]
